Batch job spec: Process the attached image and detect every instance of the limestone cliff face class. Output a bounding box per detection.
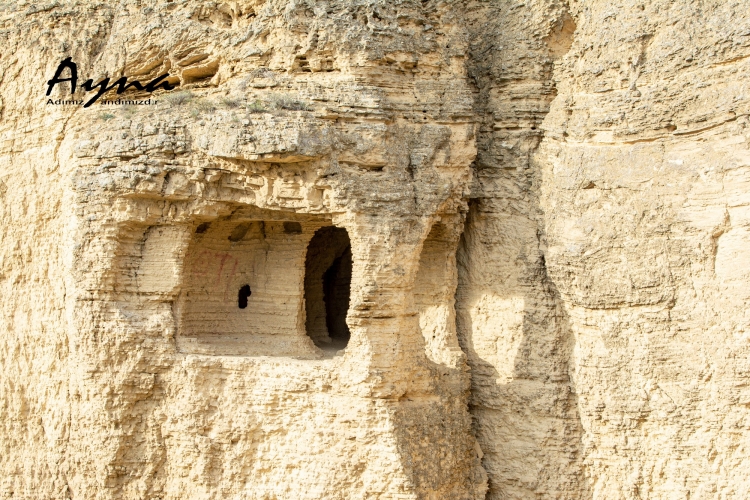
[1,2,483,498]
[460,1,750,498]
[459,1,587,498]
[538,2,750,498]
[0,1,748,499]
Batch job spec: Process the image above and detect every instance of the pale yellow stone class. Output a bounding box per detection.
[1,1,748,499]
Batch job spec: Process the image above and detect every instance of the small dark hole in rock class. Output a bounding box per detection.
[284,221,303,234]
[238,284,251,309]
[196,222,210,233]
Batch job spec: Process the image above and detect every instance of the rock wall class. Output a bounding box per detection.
[537,1,750,498]
[0,1,484,498]
[458,1,588,498]
[1,1,749,499]
[458,1,750,498]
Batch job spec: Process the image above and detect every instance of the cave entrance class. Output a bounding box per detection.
[304,226,352,350]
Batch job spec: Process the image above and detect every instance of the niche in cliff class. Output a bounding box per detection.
[173,211,350,358]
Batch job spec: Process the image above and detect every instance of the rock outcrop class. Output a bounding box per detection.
[0,1,748,499]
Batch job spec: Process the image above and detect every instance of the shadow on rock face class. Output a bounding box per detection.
[456,200,592,500]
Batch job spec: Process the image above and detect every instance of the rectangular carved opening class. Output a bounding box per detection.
[175,210,333,357]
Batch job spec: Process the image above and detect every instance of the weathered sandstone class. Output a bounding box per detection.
[0,1,748,499]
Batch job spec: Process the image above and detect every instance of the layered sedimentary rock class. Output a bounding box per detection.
[1,1,484,498]
[1,1,749,499]
[537,2,750,498]
[458,2,587,497]
[459,1,750,498]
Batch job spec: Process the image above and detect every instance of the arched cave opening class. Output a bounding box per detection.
[304,226,352,350]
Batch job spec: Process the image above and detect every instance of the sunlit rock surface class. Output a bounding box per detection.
[0,1,748,499]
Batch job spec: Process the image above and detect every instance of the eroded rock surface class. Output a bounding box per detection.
[0,1,748,499]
